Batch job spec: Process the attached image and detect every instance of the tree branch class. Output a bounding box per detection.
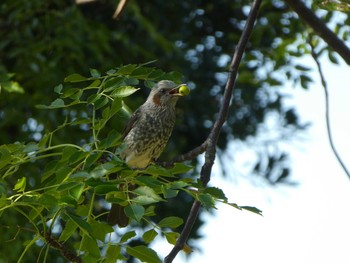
[308,36,350,179]
[43,231,82,263]
[285,0,350,65]
[164,0,263,261]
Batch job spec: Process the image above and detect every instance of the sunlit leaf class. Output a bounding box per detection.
[105,245,124,262]
[126,245,161,263]
[124,204,145,222]
[158,216,183,228]
[120,230,136,243]
[198,193,216,210]
[164,231,179,245]
[204,187,227,201]
[64,73,87,82]
[111,86,139,98]
[142,229,158,243]
[132,186,164,204]
[13,177,26,192]
[90,220,114,241]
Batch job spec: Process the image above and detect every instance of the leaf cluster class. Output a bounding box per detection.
[0,66,261,262]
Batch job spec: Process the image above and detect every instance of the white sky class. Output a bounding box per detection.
[151,56,350,262]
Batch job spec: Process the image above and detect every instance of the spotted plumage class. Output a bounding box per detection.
[120,80,185,169]
[107,80,186,227]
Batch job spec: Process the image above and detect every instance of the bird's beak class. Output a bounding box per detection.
[169,84,189,97]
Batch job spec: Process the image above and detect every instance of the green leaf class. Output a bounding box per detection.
[90,220,114,241]
[57,182,82,191]
[1,80,24,94]
[90,163,115,178]
[126,245,161,263]
[204,187,227,201]
[13,177,26,192]
[164,231,179,245]
[99,130,122,148]
[148,69,165,79]
[144,80,156,88]
[240,206,263,216]
[37,193,58,207]
[64,73,87,82]
[69,183,85,201]
[38,133,50,149]
[23,142,38,153]
[125,78,139,85]
[161,185,179,199]
[142,165,174,177]
[65,212,92,237]
[110,98,123,116]
[170,180,189,189]
[81,235,100,258]
[56,167,74,183]
[136,176,162,188]
[54,84,63,94]
[94,96,109,110]
[85,152,103,168]
[158,216,184,228]
[0,147,11,169]
[38,98,65,109]
[328,51,339,64]
[132,186,164,205]
[111,86,139,98]
[142,229,158,244]
[162,71,183,81]
[94,184,119,195]
[169,163,193,174]
[295,64,311,71]
[88,79,101,88]
[105,245,123,262]
[124,204,145,222]
[120,230,136,243]
[59,219,78,242]
[87,94,101,104]
[116,64,137,75]
[198,193,216,210]
[130,67,155,78]
[90,68,101,78]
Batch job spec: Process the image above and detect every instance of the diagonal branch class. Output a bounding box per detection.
[164,0,263,261]
[285,0,350,65]
[309,36,350,179]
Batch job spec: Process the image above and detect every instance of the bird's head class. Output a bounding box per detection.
[147,80,189,107]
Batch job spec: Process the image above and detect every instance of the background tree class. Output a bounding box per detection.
[1,0,349,262]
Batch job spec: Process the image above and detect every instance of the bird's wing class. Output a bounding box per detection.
[121,107,142,139]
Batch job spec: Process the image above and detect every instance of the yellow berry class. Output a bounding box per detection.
[179,85,190,96]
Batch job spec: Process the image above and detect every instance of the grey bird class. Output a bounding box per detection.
[107,80,188,226]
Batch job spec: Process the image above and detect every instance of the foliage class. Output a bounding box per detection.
[0,65,261,262]
[1,0,349,261]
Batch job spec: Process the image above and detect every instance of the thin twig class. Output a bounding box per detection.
[285,0,350,65]
[309,37,350,179]
[164,0,263,261]
[161,141,208,168]
[43,231,82,263]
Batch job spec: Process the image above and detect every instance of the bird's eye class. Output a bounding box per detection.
[160,88,166,94]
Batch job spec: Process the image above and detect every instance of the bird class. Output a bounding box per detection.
[107,80,188,226]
